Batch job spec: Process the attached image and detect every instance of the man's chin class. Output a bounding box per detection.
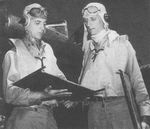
[35,36,42,40]
[90,32,97,36]
[88,30,97,36]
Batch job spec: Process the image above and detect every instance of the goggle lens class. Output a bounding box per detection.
[83,6,100,15]
[28,8,47,18]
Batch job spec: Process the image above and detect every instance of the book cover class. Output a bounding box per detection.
[13,67,103,100]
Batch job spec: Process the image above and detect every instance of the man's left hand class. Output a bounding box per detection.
[63,100,78,108]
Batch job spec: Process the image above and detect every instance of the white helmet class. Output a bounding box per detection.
[23,3,47,27]
[82,2,109,29]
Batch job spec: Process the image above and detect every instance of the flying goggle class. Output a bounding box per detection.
[82,6,101,16]
[27,7,47,19]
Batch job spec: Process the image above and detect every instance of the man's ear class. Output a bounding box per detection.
[104,13,110,23]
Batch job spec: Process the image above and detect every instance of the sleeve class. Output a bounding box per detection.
[2,50,44,106]
[125,41,150,116]
[45,44,66,80]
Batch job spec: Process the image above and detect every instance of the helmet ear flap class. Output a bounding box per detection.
[19,13,31,26]
[104,13,110,23]
[23,14,31,26]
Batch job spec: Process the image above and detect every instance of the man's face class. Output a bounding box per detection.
[83,14,104,36]
[26,18,46,40]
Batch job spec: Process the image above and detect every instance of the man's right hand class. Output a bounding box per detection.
[44,86,72,99]
[47,89,72,98]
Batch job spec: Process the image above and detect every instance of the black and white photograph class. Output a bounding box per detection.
[0,0,150,129]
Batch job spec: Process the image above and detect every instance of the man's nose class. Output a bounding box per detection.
[40,24,46,32]
[86,21,92,28]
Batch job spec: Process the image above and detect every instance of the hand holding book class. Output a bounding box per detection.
[13,67,104,101]
[40,88,72,107]
[44,87,72,98]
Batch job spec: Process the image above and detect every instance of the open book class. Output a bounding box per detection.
[13,67,104,101]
